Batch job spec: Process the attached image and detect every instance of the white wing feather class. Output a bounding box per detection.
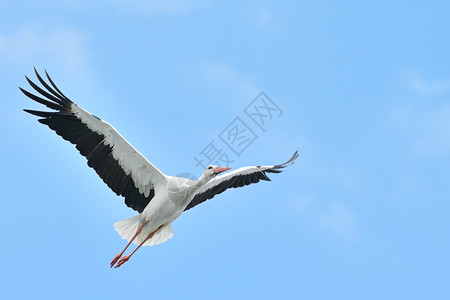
[72,104,167,195]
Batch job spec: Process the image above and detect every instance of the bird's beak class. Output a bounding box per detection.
[213,166,232,174]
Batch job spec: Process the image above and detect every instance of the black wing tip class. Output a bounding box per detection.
[23,108,43,116]
[266,150,299,173]
[277,150,299,167]
[43,69,72,101]
[259,171,272,181]
[21,68,73,112]
[18,86,27,94]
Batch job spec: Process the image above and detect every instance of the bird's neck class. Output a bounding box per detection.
[193,173,211,188]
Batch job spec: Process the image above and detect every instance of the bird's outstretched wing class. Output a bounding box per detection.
[185,151,299,211]
[20,68,167,213]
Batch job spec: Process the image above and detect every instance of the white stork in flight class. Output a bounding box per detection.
[20,68,299,268]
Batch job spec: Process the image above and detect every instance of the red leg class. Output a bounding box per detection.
[114,225,164,268]
[110,221,148,268]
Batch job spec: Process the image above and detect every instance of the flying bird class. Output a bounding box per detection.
[20,68,299,268]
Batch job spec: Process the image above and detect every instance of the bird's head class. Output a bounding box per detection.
[203,165,232,179]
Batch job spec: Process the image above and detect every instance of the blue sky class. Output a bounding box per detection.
[1,1,449,299]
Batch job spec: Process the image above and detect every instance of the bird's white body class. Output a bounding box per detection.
[115,177,197,246]
[20,68,298,267]
[115,173,216,246]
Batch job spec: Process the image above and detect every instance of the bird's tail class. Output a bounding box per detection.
[114,215,174,247]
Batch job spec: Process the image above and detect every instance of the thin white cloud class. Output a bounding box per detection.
[0,35,5,50]
[293,195,357,241]
[0,26,100,99]
[202,61,260,100]
[299,154,362,193]
[406,72,450,95]
[238,5,284,34]
[389,102,450,156]
[0,27,88,71]
[289,143,360,242]
[386,71,450,156]
[318,203,356,241]
[415,104,450,154]
[253,7,284,33]
[109,0,206,14]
